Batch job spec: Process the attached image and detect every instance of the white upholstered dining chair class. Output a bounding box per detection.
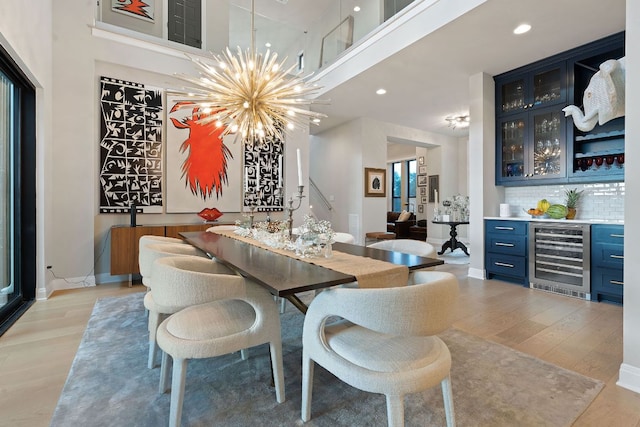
[139,242,212,369]
[333,232,356,244]
[138,238,199,290]
[368,239,436,258]
[301,271,459,427]
[154,256,285,427]
[206,225,238,232]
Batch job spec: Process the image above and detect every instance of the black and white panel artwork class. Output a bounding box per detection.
[99,76,163,213]
[243,136,285,212]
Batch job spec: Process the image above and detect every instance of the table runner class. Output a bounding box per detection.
[209,229,409,288]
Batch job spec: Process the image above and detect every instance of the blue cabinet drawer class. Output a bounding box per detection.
[486,253,527,279]
[591,224,624,244]
[591,242,624,269]
[591,267,623,303]
[486,235,527,256]
[486,220,528,236]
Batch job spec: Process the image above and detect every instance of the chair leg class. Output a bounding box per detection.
[441,375,456,427]
[240,349,248,360]
[169,358,188,427]
[269,341,285,403]
[385,394,405,427]
[279,297,286,314]
[147,311,162,369]
[159,351,172,394]
[301,350,314,422]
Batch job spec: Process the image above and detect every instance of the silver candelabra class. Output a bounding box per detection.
[244,189,261,228]
[286,185,305,240]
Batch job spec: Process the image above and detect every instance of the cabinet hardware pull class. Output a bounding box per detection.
[610,234,624,238]
[610,280,624,286]
[610,255,624,259]
[494,226,514,230]
[494,262,514,268]
[495,242,515,247]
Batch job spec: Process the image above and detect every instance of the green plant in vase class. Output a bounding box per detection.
[564,188,584,219]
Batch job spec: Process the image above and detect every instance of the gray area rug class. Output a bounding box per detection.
[51,292,603,427]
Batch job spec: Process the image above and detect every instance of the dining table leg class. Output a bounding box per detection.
[284,294,308,314]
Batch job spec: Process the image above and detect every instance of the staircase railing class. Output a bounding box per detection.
[309,178,333,212]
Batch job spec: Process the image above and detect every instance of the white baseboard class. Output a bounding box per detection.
[468,267,485,280]
[617,363,640,394]
[41,275,97,300]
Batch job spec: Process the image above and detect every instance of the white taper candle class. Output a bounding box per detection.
[296,148,303,186]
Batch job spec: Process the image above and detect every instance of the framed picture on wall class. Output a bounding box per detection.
[417,174,427,186]
[364,167,386,197]
[428,175,439,203]
[418,165,427,174]
[418,205,424,213]
[420,187,427,196]
[421,196,428,204]
[418,156,425,165]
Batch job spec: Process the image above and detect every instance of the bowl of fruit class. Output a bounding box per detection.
[525,208,548,219]
[525,199,550,218]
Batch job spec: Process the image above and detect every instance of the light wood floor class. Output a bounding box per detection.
[0,264,639,427]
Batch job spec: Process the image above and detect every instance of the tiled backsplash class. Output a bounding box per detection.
[504,182,625,220]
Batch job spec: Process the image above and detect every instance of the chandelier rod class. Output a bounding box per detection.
[250,0,255,54]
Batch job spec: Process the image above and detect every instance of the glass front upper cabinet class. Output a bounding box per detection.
[498,62,566,115]
[531,109,565,178]
[496,105,566,184]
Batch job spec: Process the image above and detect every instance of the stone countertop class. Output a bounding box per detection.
[484,216,624,225]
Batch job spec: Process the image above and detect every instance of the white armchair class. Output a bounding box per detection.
[301,271,459,427]
[368,239,436,258]
[155,256,285,427]
[139,242,216,369]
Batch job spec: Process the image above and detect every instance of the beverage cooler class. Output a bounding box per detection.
[528,222,591,300]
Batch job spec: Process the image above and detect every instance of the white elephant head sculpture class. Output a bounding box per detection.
[563,57,625,132]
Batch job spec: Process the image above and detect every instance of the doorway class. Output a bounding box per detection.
[0,44,37,336]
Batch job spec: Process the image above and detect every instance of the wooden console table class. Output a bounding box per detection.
[432,221,470,255]
[110,223,230,276]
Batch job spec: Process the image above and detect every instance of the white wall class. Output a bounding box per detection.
[618,0,640,394]
[468,71,501,280]
[310,117,461,245]
[0,0,54,299]
[46,0,309,293]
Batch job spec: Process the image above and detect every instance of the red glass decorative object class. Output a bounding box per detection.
[197,207,223,222]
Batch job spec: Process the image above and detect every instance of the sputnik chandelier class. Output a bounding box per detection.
[169,0,327,145]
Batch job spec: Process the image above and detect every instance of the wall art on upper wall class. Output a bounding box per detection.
[243,136,284,212]
[165,96,242,213]
[112,0,155,22]
[99,76,163,214]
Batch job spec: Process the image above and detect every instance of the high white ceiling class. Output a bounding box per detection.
[301,0,626,138]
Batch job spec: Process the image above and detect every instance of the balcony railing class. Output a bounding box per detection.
[95,0,417,76]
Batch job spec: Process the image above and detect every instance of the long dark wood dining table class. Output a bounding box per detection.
[180,231,444,313]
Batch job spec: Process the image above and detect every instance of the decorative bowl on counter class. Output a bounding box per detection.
[197,207,223,222]
[523,208,549,219]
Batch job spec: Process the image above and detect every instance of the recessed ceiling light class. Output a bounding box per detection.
[376,88,386,95]
[513,24,531,35]
[353,6,361,12]
[265,42,272,48]
[312,118,321,124]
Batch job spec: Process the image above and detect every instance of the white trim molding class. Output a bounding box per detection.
[617,363,640,394]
